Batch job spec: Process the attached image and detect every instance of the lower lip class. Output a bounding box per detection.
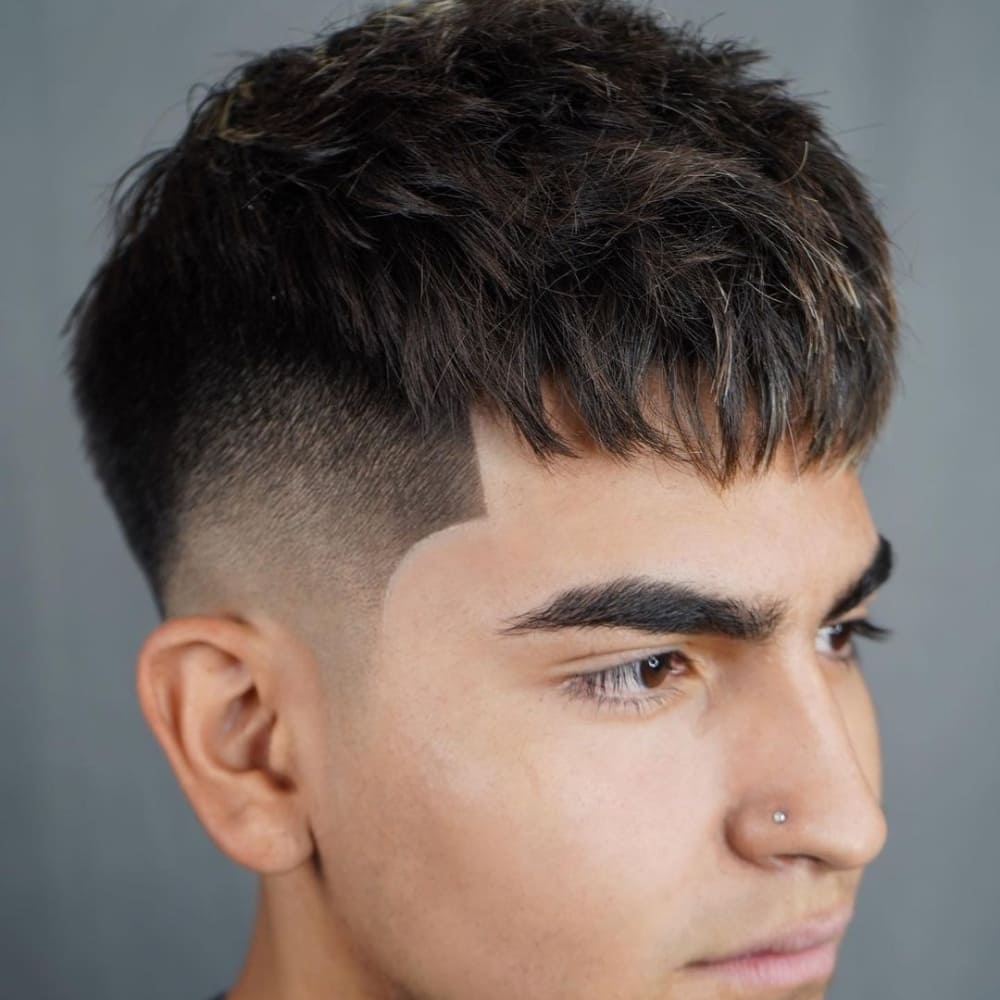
[687,939,840,990]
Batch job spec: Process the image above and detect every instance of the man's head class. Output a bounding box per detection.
[65,0,898,996]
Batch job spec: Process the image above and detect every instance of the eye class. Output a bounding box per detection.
[563,649,692,715]
[816,618,891,662]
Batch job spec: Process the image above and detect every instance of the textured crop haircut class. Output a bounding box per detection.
[65,0,898,621]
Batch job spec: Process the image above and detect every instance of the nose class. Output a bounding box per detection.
[723,645,888,871]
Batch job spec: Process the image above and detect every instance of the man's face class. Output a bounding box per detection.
[299,408,889,1000]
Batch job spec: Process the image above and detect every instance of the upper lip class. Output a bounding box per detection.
[689,905,854,964]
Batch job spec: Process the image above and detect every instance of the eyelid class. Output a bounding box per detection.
[559,611,888,673]
[822,599,877,629]
[555,635,688,669]
[827,581,889,623]
[822,609,891,633]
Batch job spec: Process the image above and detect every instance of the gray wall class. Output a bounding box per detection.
[2,1,997,997]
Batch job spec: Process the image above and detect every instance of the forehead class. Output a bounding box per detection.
[381,403,877,628]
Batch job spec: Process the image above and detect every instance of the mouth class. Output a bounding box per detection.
[685,938,841,990]
[683,905,852,990]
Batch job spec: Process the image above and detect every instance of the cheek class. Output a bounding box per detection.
[315,685,716,998]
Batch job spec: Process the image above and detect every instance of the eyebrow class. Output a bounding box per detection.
[496,535,893,642]
[824,534,893,621]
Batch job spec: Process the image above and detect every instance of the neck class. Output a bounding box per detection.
[225,864,406,1000]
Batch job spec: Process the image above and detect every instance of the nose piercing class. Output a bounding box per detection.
[772,809,788,824]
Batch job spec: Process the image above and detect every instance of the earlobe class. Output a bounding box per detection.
[135,614,315,873]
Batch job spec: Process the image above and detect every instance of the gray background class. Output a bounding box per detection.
[2,1,997,997]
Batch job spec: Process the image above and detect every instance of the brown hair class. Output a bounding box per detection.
[64,0,898,616]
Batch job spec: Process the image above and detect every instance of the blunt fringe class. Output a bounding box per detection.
[64,0,899,612]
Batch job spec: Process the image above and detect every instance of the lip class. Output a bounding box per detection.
[685,906,853,990]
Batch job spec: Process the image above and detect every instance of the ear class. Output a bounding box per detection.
[135,613,315,873]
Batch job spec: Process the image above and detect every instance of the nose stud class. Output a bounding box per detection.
[772,809,788,824]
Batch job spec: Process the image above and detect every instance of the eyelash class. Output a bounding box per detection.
[563,618,892,717]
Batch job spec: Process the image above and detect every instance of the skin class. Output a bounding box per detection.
[138,400,889,1000]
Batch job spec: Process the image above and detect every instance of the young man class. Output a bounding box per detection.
[65,0,898,996]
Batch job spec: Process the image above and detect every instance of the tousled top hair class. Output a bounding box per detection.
[65,0,898,618]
